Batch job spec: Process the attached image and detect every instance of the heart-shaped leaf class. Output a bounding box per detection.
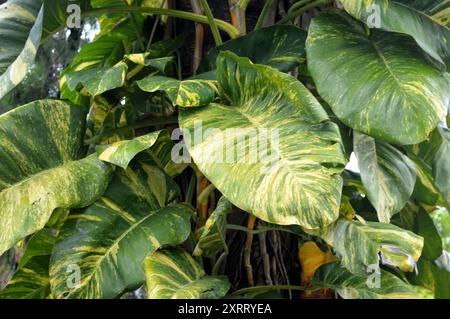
[340,0,450,69]
[306,10,449,145]
[180,51,346,229]
[65,62,128,97]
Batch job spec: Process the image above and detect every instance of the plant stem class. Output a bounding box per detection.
[198,0,223,45]
[277,0,331,24]
[212,252,228,276]
[287,0,314,14]
[83,6,240,39]
[229,0,247,35]
[255,0,274,30]
[197,183,216,205]
[190,0,205,73]
[227,224,300,235]
[121,0,145,51]
[244,215,256,287]
[185,172,197,204]
[146,0,167,51]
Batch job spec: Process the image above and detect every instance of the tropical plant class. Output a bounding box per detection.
[0,0,449,300]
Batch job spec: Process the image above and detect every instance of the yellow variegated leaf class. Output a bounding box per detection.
[180,51,347,229]
[0,0,44,100]
[312,218,424,274]
[0,100,113,256]
[313,262,433,299]
[137,75,217,107]
[98,130,164,169]
[50,164,192,299]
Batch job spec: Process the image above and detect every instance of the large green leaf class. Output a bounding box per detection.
[0,100,113,256]
[49,165,193,299]
[313,262,432,299]
[194,197,231,257]
[98,130,163,169]
[353,132,416,223]
[144,248,230,299]
[137,76,217,107]
[179,52,346,229]
[306,10,449,145]
[199,25,307,73]
[340,0,450,69]
[312,218,424,274]
[0,0,44,100]
[65,62,128,97]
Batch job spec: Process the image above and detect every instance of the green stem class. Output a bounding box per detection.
[232,285,311,296]
[185,173,197,204]
[198,0,223,45]
[83,7,240,39]
[84,116,179,145]
[212,252,228,276]
[287,0,314,14]
[226,224,299,235]
[277,0,331,24]
[197,183,216,205]
[254,0,274,30]
[121,0,145,51]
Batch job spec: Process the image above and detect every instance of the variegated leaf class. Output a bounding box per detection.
[199,25,307,73]
[144,248,230,299]
[98,130,164,169]
[306,10,449,145]
[340,0,450,69]
[0,0,44,100]
[313,262,433,299]
[194,197,231,257]
[65,61,128,97]
[137,76,217,107]
[125,54,174,73]
[354,132,416,223]
[50,165,192,299]
[0,100,113,256]
[312,218,424,274]
[179,52,346,229]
